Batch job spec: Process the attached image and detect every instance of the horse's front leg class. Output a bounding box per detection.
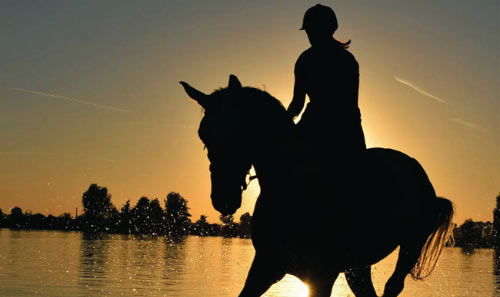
[239,253,286,297]
[345,266,378,297]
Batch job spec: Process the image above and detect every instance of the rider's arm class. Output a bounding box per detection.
[287,58,307,120]
[287,77,306,120]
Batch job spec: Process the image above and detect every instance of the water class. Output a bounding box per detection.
[0,229,498,297]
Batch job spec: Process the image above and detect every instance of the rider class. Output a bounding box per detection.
[287,4,366,163]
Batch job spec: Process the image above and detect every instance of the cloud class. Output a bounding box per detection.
[450,118,487,131]
[0,151,53,155]
[128,122,195,128]
[11,88,131,113]
[394,77,447,103]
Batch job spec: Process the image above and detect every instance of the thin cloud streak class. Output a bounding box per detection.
[11,88,131,113]
[394,77,447,103]
[99,157,117,163]
[450,118,487,131]
[0,151,53,155]
[129,121,195,128]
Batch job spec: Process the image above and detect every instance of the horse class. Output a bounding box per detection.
[180,75,454,297]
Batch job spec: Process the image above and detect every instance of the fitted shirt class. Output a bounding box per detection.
[294,41,360,120]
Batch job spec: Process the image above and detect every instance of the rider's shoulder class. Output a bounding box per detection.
[343,47,357,60]
[296,47,314,63]
[339,47,359,68]
[294,48,313,73]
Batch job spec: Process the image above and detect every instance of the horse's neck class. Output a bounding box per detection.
[243,92,298,195]
[250,123,301,229]
[251,124,297,194]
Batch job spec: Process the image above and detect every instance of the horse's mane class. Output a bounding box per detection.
[211,86,293,130]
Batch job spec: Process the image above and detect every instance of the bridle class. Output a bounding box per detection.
[205,140,255,191]
[244,173,258,190]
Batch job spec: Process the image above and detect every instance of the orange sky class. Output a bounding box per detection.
[0,1,498,224]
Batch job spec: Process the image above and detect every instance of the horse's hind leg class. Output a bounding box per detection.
[382,243,424,297]
[238,253,285,297]
[345,266,377,297]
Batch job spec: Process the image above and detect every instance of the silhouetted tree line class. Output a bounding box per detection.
[0,183,252,238]
[0,206,73,231]
[453,219,498,249]
[493,193,500,246]
[450,193,500,250]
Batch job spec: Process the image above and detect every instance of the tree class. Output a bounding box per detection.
[82,184,116,232]
[456,219,486,249]
[119,200,132,234]
[194,215,210,236]
[220,214,237,237]
[129,197,166,235]
[9,207,25,228]
[131,196,151,234]
[494,193,500,244]
[58,213,73,230]
[165,192,191,237]
[28,213,46,229]
[149,198,165,235]
[239,212,252,238]
[220,214,234,225]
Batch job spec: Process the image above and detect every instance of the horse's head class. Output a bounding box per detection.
[180,75,252,216]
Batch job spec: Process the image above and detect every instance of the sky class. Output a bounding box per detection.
[0,0,498,224]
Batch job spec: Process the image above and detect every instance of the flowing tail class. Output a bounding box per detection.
[410,197,454,280]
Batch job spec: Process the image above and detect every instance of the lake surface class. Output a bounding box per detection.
[0,229,498,297]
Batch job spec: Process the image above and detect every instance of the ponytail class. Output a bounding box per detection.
[336,39,351,49]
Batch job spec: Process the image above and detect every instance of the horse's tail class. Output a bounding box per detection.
[410,197,454,280]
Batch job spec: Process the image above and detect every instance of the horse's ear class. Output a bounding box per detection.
[180,81,209,108]
[228,74,242,90]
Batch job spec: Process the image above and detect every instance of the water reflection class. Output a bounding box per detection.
[131,236,161,282]
[461,245,475,255]
[0,230,497,297]
[164,236,187,289]
[8,229,22,239]
[79,232,110,294]
[494,247,500,295]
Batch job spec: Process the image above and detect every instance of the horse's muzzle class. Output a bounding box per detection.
[209,165,245,216]
[211,187,242,216]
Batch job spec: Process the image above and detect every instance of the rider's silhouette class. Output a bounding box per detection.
[288,4,366,160]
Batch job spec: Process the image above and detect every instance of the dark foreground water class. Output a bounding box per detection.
[0,229,498,297]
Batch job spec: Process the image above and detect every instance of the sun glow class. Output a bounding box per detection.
[265,275,310,297]
[296,282,309,297]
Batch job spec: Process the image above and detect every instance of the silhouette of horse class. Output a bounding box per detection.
[180,75,454,297]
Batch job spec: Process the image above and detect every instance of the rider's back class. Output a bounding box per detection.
[295,40,365,155]
[295,40,359,118]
